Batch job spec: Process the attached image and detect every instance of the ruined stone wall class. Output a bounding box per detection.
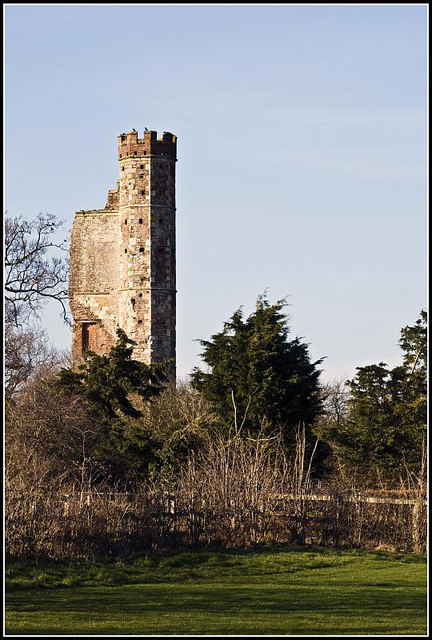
[69,129,177,370]
[69,210,119,360]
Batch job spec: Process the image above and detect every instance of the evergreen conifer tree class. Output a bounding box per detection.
[190,294,324,444]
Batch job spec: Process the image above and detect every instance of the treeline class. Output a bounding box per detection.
[5,214,427,558]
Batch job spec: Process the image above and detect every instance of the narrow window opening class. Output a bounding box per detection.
[138,293,143,298]
[140,164,144,169]
[125,219,128,225]
[82,325,89,354]
[124,248,127,253]
[139,218,143,224]
[141,190,145,196]
[139,247,144,253]
[131,298,136,308]
[138,320,143,325]
[81,323,96,355]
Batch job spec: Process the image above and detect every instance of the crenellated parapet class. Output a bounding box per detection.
[117,129,177,160]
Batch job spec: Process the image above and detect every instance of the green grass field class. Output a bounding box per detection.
[5,545,427,635]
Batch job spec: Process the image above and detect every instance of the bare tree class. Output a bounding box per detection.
[6,371,101,488]
[5,213,69,327]
[319,378,350,427]
[4,213,70,397]
[5,324,61,400]
[140,379,219,458]
[400,438,427,554]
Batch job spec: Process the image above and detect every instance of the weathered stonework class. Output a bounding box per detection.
[69,129,177,371]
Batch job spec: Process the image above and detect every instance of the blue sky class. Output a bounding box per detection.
[5,4,427,381]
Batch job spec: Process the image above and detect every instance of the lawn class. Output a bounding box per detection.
[5,545,427,635]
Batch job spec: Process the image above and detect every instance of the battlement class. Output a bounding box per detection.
[118,129,177,160]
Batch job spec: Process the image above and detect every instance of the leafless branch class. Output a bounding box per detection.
[5,213,70,326]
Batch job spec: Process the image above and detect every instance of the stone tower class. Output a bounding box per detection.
[69,129,177,371]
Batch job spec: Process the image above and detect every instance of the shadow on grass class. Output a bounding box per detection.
[7,581,426,612]
[6,544,427,635]
[6,579,427,636]
[6,543,426,596]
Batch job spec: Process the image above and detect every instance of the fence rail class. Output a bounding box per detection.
[6,485,427,558]
[8,489,426,507]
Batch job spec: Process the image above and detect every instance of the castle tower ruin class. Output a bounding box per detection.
[69,129,177,371]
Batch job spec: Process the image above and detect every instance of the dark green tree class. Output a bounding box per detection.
[329,311,427,484]
[57,328,168,480]
[190,295,324,444]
